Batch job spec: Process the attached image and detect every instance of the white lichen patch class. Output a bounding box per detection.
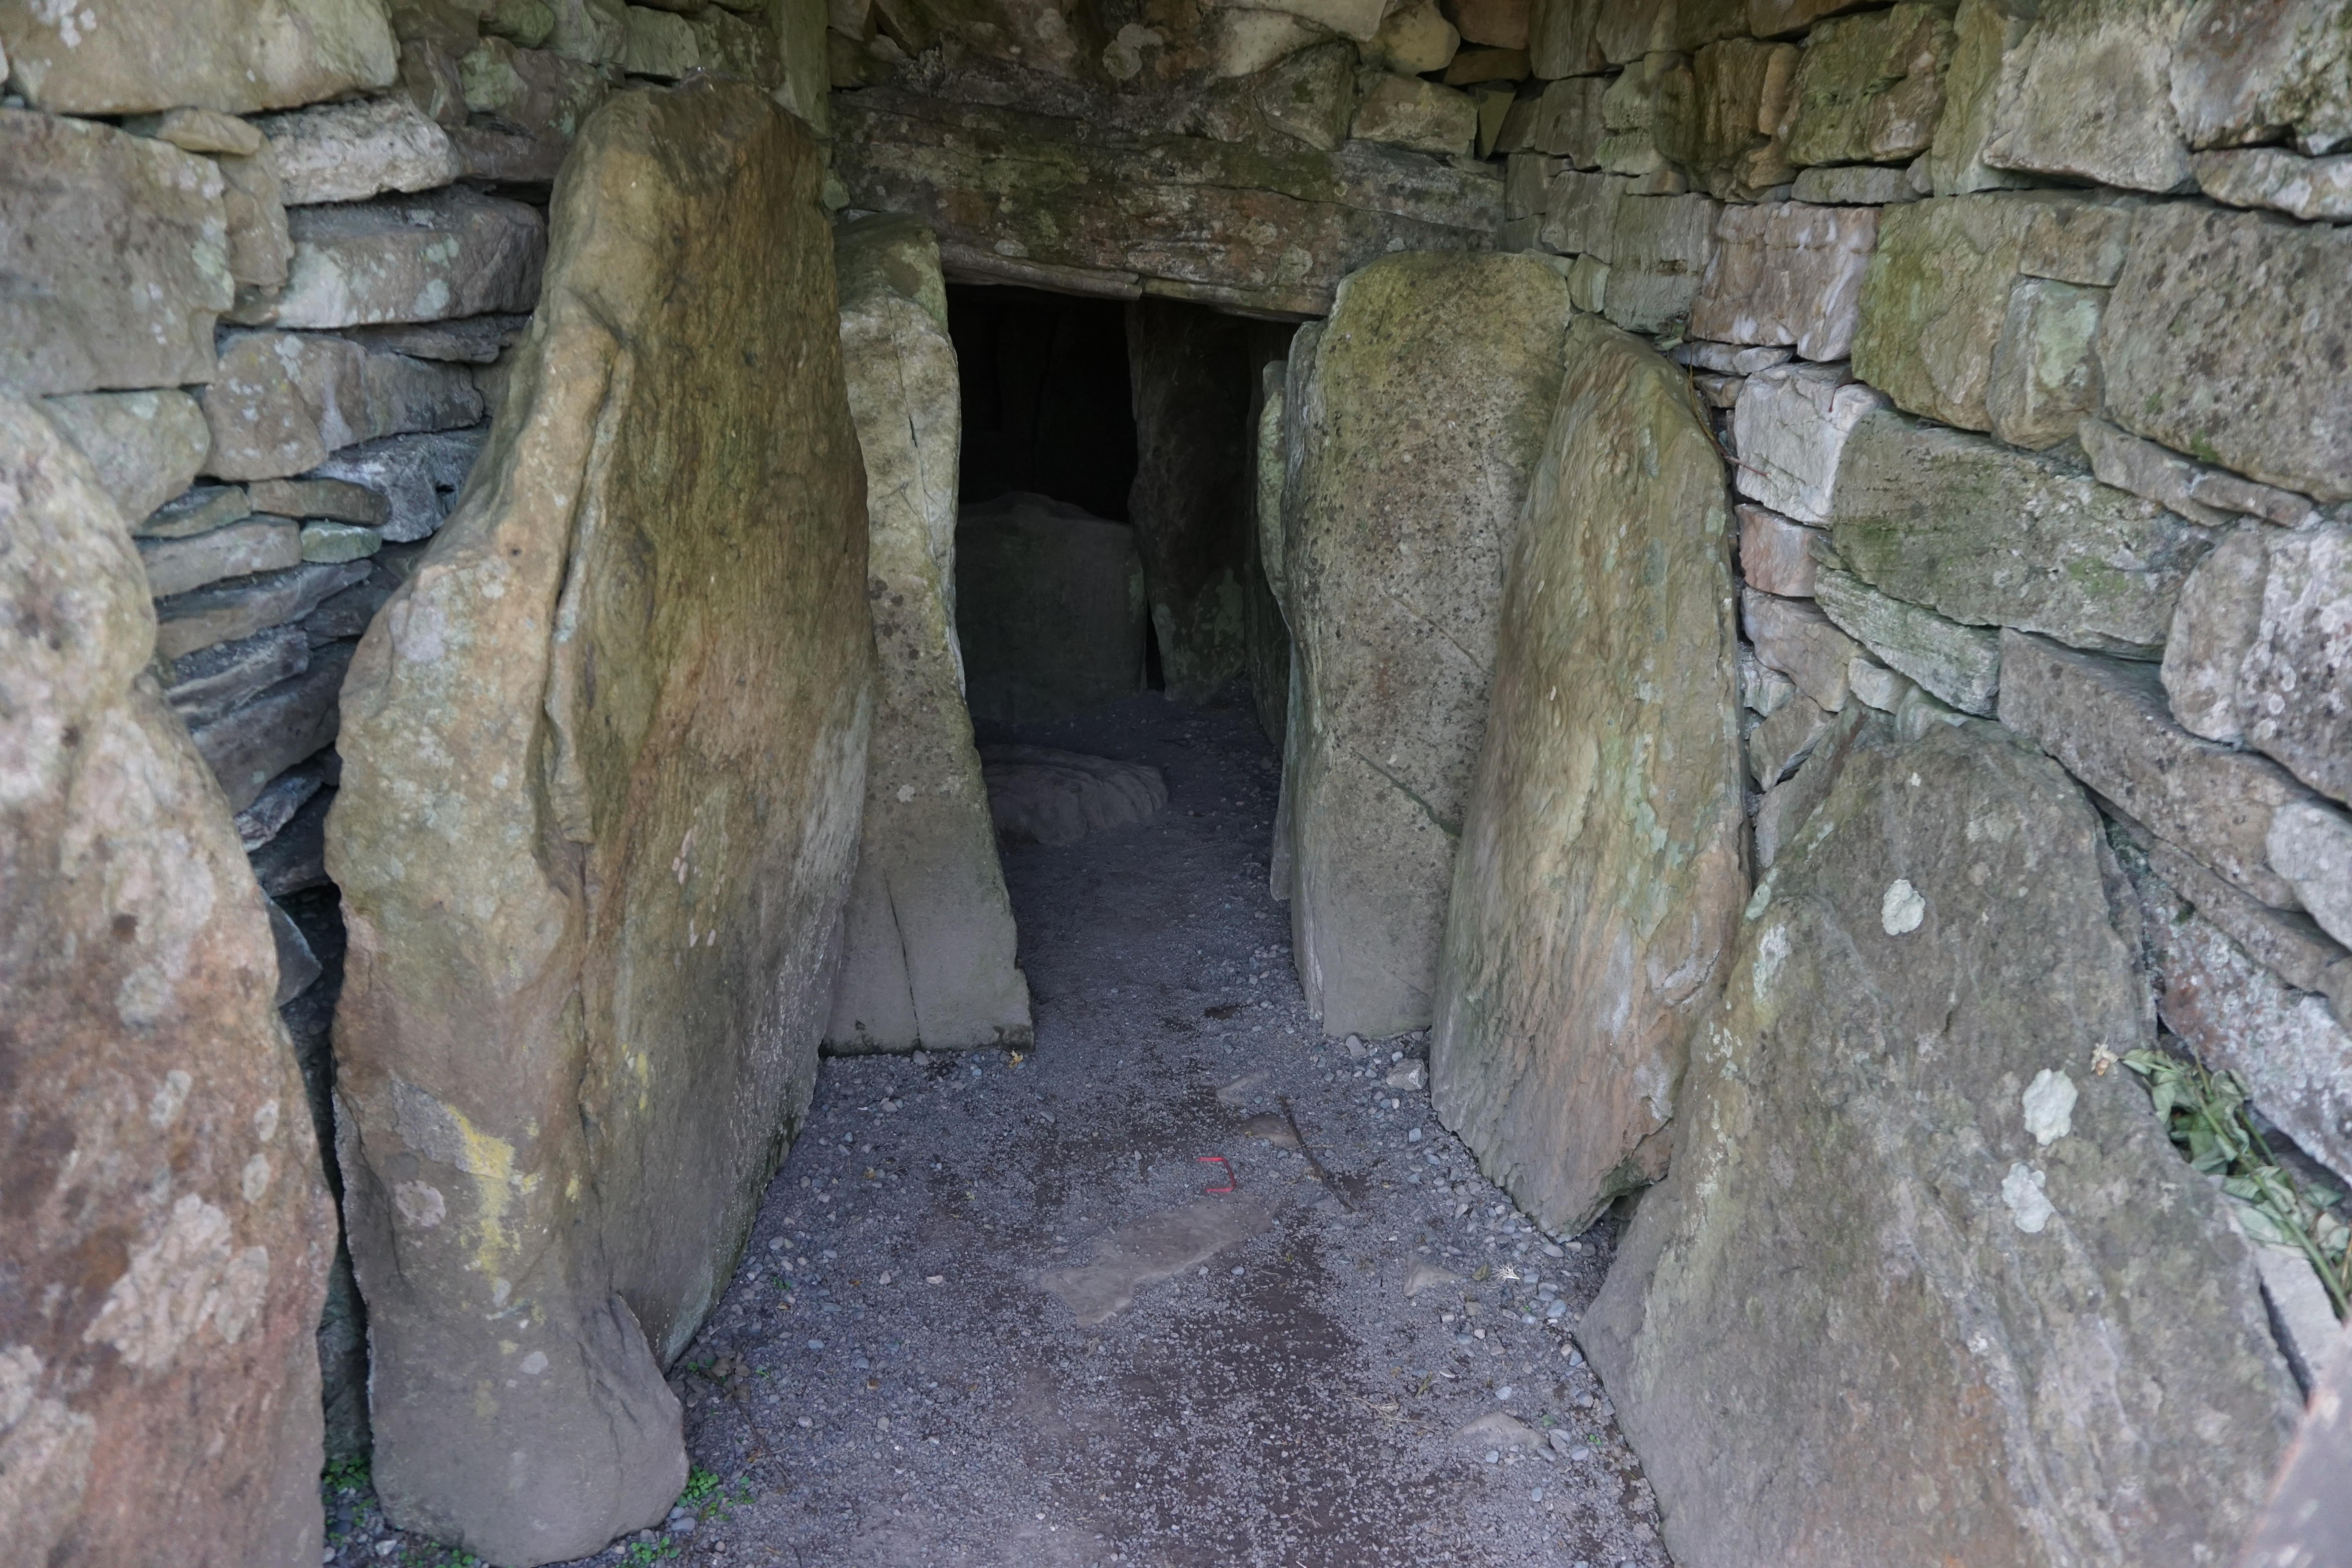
[395,1180,447,1229]
[2001,1161,2054,1234]
[2022,1069,2078,1147]
[0,1343,98,1563]
[1881,878,1925,935]
[80,1193,270,1368]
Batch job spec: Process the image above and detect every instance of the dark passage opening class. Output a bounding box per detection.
[947,284,1138,522]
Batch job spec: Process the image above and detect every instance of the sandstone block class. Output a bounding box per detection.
[0,0,396,114]
[955,493,1147,725]
[2016,195,2139,286]
[40,390,211,524]
[1537,168,1626,257]
[309,427,490,541]
[218,150,294,290]
[1368,0,1461,75]
[166,624,313,730]
[1985,275,2104,450]
[1255,41,1362,153]
[1789,163,1920,204]
[2080,415,2231,528]
[1851,191,2065,433]
[1779,2,1956,169]
[1923,0,2032,195]
[1735,503,1817,597]
[2270,802,2352,955]
[1566,253,1608,312]
[1998,630,2316,908]
[254,187,547,331]
[1747,687,1831,786]
[1504,152,1561,218]
[1529,0,1604,78]
[1433,317,1744,1238]
[1832,412,2212,657]
[0,391,334,1568]
[1531,75,1608,164]
[1443,45,1529,86]
[154,561,372,661]
[824,215,1029,1056]
[1742,586,1859,711]
[1451,0,1530,49]
[348,314,532,365]
[2172,0,2352,157]
[361,348,486,439]
[201,330,370,482]
[252,475,394,525]
[138,483,252,539]
[1688,201,1876,363]
[1981,0,2196,192]
[0,111,231,397]
[1730,360,1885,524]
[458,36,619,177]
[329,82,870,1565]
[1604,192,1719,334]
[258,95,463,206]
[192,642,353,812]
[2127,827,2352,1022]
[1285,253,1572,1039]
[1749,700,1866,867]
[138,516,305,599]
[1585,719,2299,1568]
[2238,523,2352,807]
[1655,36,1798,196]
[1353,74,1479,157]
[1814,564,2000,715]
[301,520,383,562]
[125,105,266,157]
[2156,523,2264,750]
[2097,201,2352,504]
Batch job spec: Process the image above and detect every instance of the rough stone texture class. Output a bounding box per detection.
[1830,410,2213,658]
[327,82,871,1566]
[1998,632,2317,909]
[979,746,1169,846]
[1743,586,1860,713]
[1368,0,1460,75]
[954,492,1146,726]
[2097,202,2352,505]
[1852,191,2067,433]
[362,348,484,439]
[0,392,335,1568]
[1814,564,2001,715]
[2129,824,2352,1028]
[1538,169,1626,258]
[824,216,1029,1056]
[2162,524,2281,745]
[2182,522,2352,808]
[154,560,370,661]
[2017,195,2139,286]
[200,330,369,482]
[1604,192,1719,334]
[39,389,210,524]
[192,642,352,813]
[257,94,464,205]
[1688,201,1876,363]
[1531,76,1609,165]
[1985,275,2104,450]
[0,111,231,398]
[0,0,396,114]
[2270,802,2352,955]
[1789,162,1920,203]
[167,624,311,730]
[832,89,1501,316]
[137,515,304,599]
[1731,361,1886,524]
[311,427,488,541]
[1735,502,1818,597]
[1353,74,1479,157]
[1982,0,2196,192]
[1126,298,1253,703]
[1924,0,2033,194]
[1779,2,1955,169]
[1284,253,1571,1039]
[248,187,547,332]
[217,149,293,291]
[2194,147,2352,222]
[1431,319,1744,1237]
[2172,0,2352,156]
[1583,719,2300,1568]
[1655,36,1799,198]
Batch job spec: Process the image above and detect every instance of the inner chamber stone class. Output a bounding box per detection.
[325,81,870,1564]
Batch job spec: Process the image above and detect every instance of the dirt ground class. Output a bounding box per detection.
[327,686,1671,1568]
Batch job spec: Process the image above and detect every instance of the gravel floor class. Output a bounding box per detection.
[326,685,1672,1568]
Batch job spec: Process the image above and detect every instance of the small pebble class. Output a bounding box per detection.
[1484,1450,1500,1465]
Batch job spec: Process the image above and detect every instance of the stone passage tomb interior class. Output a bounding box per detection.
[5,0,2352,1564]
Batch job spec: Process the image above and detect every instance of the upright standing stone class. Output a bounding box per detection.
[0,394,335,1568]
[824,215,1029,1056]
[1125,299,1254,703]
[1584,720,2299,1568]
[1432,319,1744,1236]
[328,82,871,1566]
[1284,252,1572,1038]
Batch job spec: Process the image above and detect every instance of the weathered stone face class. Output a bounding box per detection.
[1431,318,1744,1237]
[2096,201,2352,504]
[2172,0,2352,155]
[1583,719,2300,1568]
[824,215,1029,1057]
[327,82,871,1565]
[1778,1,1955,169]
[0,0,397,114]
[1688,200,1877,362]
[954,492,1147,725]
[245,187,547,332]
[0,393,336,1568]
[1283,252,1572,1038]
[39,389,211,524]
[1981,0,2196,192]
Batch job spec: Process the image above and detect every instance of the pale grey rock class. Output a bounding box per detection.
[1566,253,1608,313]
[136,484,251,541]
[2240,523,2352,806]
[1750,702,1867,869]
[361,350,485,439]
[1730,360,1885,524]
[2270,802,2352,953]
[1742,586,1859,712]
[1997,630,2316,909]
[2016,195,2140,286]
[200,331,369,482]
[1831,411,2213,658]
[138,517,305,599]
[2097,202,2352,504]
[1505,152,1563,220]
[2191,468,2323,530]
[2194,148,2352,222]
[2124,826,2352,1021]
[154,561,371,661]
[1538,169,1628,259]
[1843,652,1913,712]
[1735,503,1818,598]
[1604,192,1719,333]
[1789,164,1920,204]
[1688,202,1877,364]
[1748,688,1831,786]
[2162,523,2269,742]
[980,746,1169,846]
[2171,0,2352,157]
[0,0,396,114]
[1352,74,1479,157]
[1674,341,1791,375]
[249,476,391,525]
[167,624,312,730]
[40,390,211,523]
[124,105,265,157]
[1982,0,2196,192]
[0,111,231,396]
[1531,75,1609,166]
[1742,644,1798,717]
[309,427,490,541]
[300,521,383,563]
[2250,1241,2343,1394]
[1779,2,1956,169]
[1924,0,2034,196]
[1814,566,2001,715]
[250,782,332,896]
[217,150,292,290]
[234,754,331,852]
[2080,416,2232,529]
[345,314,531,365]
[191,642,354,813]
[1367,0,1460,75]
[1985,276,2104,451]
[256,95,464,206]
[268,897,323,1006]
[1586,719,2300,1568]
[250,187,546,331]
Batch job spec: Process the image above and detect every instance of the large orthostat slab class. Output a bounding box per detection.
[1283,252,1572,1038]
[0,394,335,1567]
[824,215,1030,1056]
[1584,720,2300,1568]
[1432,319,1745,1236]
[327,82,871,1566]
